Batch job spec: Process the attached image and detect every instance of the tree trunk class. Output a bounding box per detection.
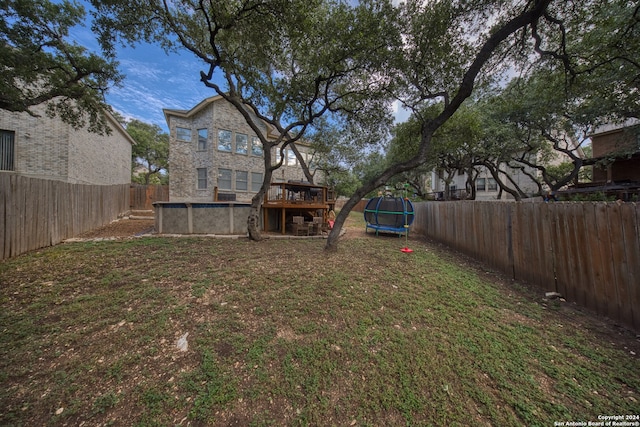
[324,172,393,251]
[247,194,263,240]
[247,153,275,241]
[325,194,362,251]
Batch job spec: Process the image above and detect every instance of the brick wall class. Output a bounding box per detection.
[0,104,132,185]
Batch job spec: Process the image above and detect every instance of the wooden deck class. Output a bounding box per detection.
[263,182,336,234]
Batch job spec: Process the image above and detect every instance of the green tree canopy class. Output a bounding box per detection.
[0,0,122,133]
[90,0,400,240]
[127,119,169,185]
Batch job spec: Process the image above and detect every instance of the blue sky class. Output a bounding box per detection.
[70,4,410,133]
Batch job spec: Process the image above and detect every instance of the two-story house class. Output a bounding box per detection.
[163,95,318,203]
[0,104,133,185]
[430,165,539,201]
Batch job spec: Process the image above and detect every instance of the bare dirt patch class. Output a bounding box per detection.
[74,218,155,239]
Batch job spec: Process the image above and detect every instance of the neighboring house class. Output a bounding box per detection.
[556,120,640,201]
[0,103,133,185]
[590,121,640,184]
[430,165,539,201]
[163,95,319,202]
[430,134,589,201]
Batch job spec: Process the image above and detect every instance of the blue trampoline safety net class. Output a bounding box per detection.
[363,197,414,229]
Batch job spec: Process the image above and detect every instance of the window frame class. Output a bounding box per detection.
[0,130,15,171]
[251,137,263,156]
[176,127,191,142]
[218,168,232,190]
[286,148,297,166]
[197,128,208,151]
[235,133,248,155]
[218,129,232,152]
[251,172,263,192]
[476,178,486,192]
[235,170,248,191]
[197,168,208,190]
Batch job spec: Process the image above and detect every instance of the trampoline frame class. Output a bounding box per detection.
[363,196,415,237]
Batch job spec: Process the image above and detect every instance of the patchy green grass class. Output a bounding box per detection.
[1,214,638,426]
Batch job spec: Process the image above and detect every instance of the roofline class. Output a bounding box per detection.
[590,119,640,138]
[163,95,309,144]
[163,95,225,123]
[104,109,136,146]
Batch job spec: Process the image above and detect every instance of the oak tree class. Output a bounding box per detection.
[1,0,122,133]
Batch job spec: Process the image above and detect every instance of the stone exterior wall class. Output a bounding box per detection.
[166,96,320,202]
[0,103,132,185]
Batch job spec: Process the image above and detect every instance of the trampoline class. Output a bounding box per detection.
[364,196,414,237]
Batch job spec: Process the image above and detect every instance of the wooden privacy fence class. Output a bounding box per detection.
[1,173,129,260]
[412,201,640,332]
[130,184,169,210]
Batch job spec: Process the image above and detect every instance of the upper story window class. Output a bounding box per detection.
[218,129,232,152]
[197,129,208,151]
[251,137,263,156]
[176,127,191,142]
[0,130,15,171]
[286,149,297,166]
[235,133,248,154]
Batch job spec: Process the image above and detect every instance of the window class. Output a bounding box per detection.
[218,129,232,152]
[251,137,263,156]
[197,129,207,151]
[287,149,297,166]
[197,168,207,189]
[251,172,263,192]
[176,127,191,142]
[0,130,15,171]
[218,168,232,190]
[487,178,497,191]
[236,170,248,191]
[235,133,248,154]
[275,149,282,165]
[476,178,486,192]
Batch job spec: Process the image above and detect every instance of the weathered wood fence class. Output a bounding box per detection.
[411,201,640,332]
[1,173,129,260]
[130,184,169,210]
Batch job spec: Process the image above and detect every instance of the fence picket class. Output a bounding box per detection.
[410,200,639,332]
[1,174,128,260]
[619,203,640,331]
